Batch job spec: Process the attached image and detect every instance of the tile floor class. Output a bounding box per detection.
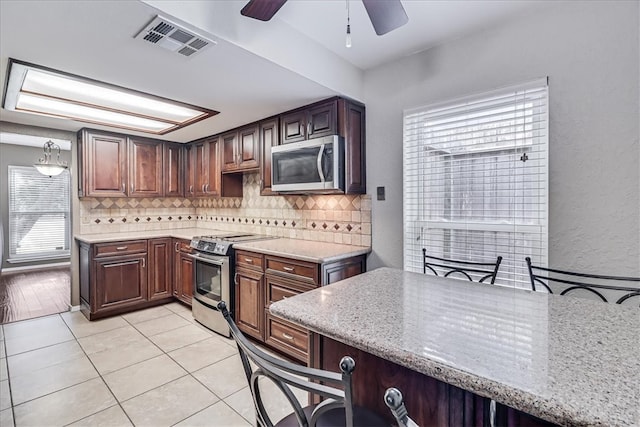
[0,302,307,426]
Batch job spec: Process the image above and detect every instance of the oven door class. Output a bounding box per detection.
[190,253,230,309]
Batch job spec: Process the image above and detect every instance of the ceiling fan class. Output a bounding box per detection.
[240,0,409,36]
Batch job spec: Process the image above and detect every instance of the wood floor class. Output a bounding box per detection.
[0,267,70,324]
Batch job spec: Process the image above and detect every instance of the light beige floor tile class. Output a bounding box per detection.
[77,325,144,355]
[0,325,4,339]
[0,380,11,410]
[3,315,74,356]
[86,339,163,375]
[193,354,248,398]
[7,341,85,377]
[0,408,14,427]
[175,401,251,427]
[224,387,256,424]
[121,305,174,324]
[103,354,187,402]
[148,323,211,352]
[168,336,237,372]
[10,354,98,405]
[68,404,133,427]
[257,376,309,424]
[0,357,7,381]
[0,339,5,358]
[61,311,128,338]
[132,313,191,337]
[13,377,116,426]
[121,376,218,427]
[164,302,193,318]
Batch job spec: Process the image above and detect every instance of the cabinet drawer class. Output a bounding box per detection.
[236,251,264,270]
[94,240,147,257]
[265,314,308,362]
[175,239,193,254]
[266,275,313,306]
[265,256,318,285]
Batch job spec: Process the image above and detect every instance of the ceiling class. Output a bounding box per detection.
[0,0,548,143]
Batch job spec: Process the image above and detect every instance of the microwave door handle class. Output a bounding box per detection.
[317,144,326,182]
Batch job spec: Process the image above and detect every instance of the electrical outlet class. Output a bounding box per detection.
[376,186,385,201]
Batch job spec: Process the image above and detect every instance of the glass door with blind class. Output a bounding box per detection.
[403,79,549,287]
[8,166,71,261]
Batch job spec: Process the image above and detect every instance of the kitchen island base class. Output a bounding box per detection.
[312,335,557,427]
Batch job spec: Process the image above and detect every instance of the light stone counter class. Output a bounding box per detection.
[74,228,227,243]
[232,238,371,263]
[270,267,640,427]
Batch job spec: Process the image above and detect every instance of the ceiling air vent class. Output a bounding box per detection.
[135,16,216,58]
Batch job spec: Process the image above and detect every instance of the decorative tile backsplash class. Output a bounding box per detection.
[79,173,371,246]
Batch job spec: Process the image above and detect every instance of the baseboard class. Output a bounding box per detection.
[1,261,70,274]
[69,305,81,312]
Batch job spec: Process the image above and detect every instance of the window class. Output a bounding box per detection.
[403,79,548,287]
[8,166,71,260]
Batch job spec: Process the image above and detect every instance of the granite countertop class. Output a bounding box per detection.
[74,228,224,243]
[232,238,371,263]
[269,267,640,427]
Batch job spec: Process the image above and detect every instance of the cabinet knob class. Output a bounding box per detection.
[189,185,194,194]
[121,182,125,193]
[205,184,209,193]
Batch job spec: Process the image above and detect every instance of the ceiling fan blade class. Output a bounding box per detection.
[241,0,288,21]
[362,0,409,36]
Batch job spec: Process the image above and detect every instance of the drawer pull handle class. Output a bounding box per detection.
[282,296,288,300]
[282,333,294,341]
[175,242,179,252]
[116,246,128,251]
[141,258,146,268]
[244,258,253,263]
[283,266,295,272]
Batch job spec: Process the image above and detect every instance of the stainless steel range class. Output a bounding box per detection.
[190,233,274,337]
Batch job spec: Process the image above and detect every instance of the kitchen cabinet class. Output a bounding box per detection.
[221,123,260,173]
[78,129,127,198]
[129,137,163,197]
[148,238,172,301]
[164,143,184,197]
[190,137,222,197]
[234,249,366,363]
[258,117,279,195]
[235,250,265,340]
[173,238,194,306]
[280,99,337,144]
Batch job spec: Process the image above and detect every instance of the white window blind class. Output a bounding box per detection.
[403,79,548,287]
[8,166,71,260]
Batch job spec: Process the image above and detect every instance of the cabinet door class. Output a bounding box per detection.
[177,251,194,305]
[129,137,163,197]
[81,130,127,197]
[184,145,195,197]
[259,118,279,195]
[235,267,264,340]
[339,99,366,194]
[237,124,259,171]
[164,143,184,197]
[221,131,238,172]
[193,141,209,197]
[280,110,306,144]
[148,238,172,301]
[308,100,337,139]
[94,255,147,312]
[205,138,221,197]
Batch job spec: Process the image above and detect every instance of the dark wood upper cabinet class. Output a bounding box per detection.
[129,137,163,197]
[338,99,366,194]
[164,143,184,197]
[280,99,338,144]
[193,140,209,197]
[190,137,221,197]
[259,117,279,195]
[79,129,127,198]
[184,145,195,197]
[206,137,221,197]
[221,124,260,173]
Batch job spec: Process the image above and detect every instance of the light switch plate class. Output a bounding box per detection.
[377,186,385,201]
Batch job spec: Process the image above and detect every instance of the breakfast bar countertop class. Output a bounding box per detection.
[269,267,640,427]
[232,238,371,263]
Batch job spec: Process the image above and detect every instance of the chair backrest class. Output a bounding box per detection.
[525,257,640,306]
[217,301,358,427]
[384,388,419,427]
[422,249,502,284]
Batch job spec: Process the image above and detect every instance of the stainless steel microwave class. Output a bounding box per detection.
[271,135,344,193]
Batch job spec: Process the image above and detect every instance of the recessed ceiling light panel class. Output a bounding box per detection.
[2,59,219,134]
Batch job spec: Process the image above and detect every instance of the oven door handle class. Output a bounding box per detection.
[189,253,228,266]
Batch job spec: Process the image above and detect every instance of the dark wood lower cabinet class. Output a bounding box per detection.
[235,267,264,340]
[173,238,194,306]
[313,336,557,427]
[94,254,147,312]
[148,238,172,301]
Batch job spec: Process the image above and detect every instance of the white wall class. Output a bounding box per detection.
[364,1,640,275]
